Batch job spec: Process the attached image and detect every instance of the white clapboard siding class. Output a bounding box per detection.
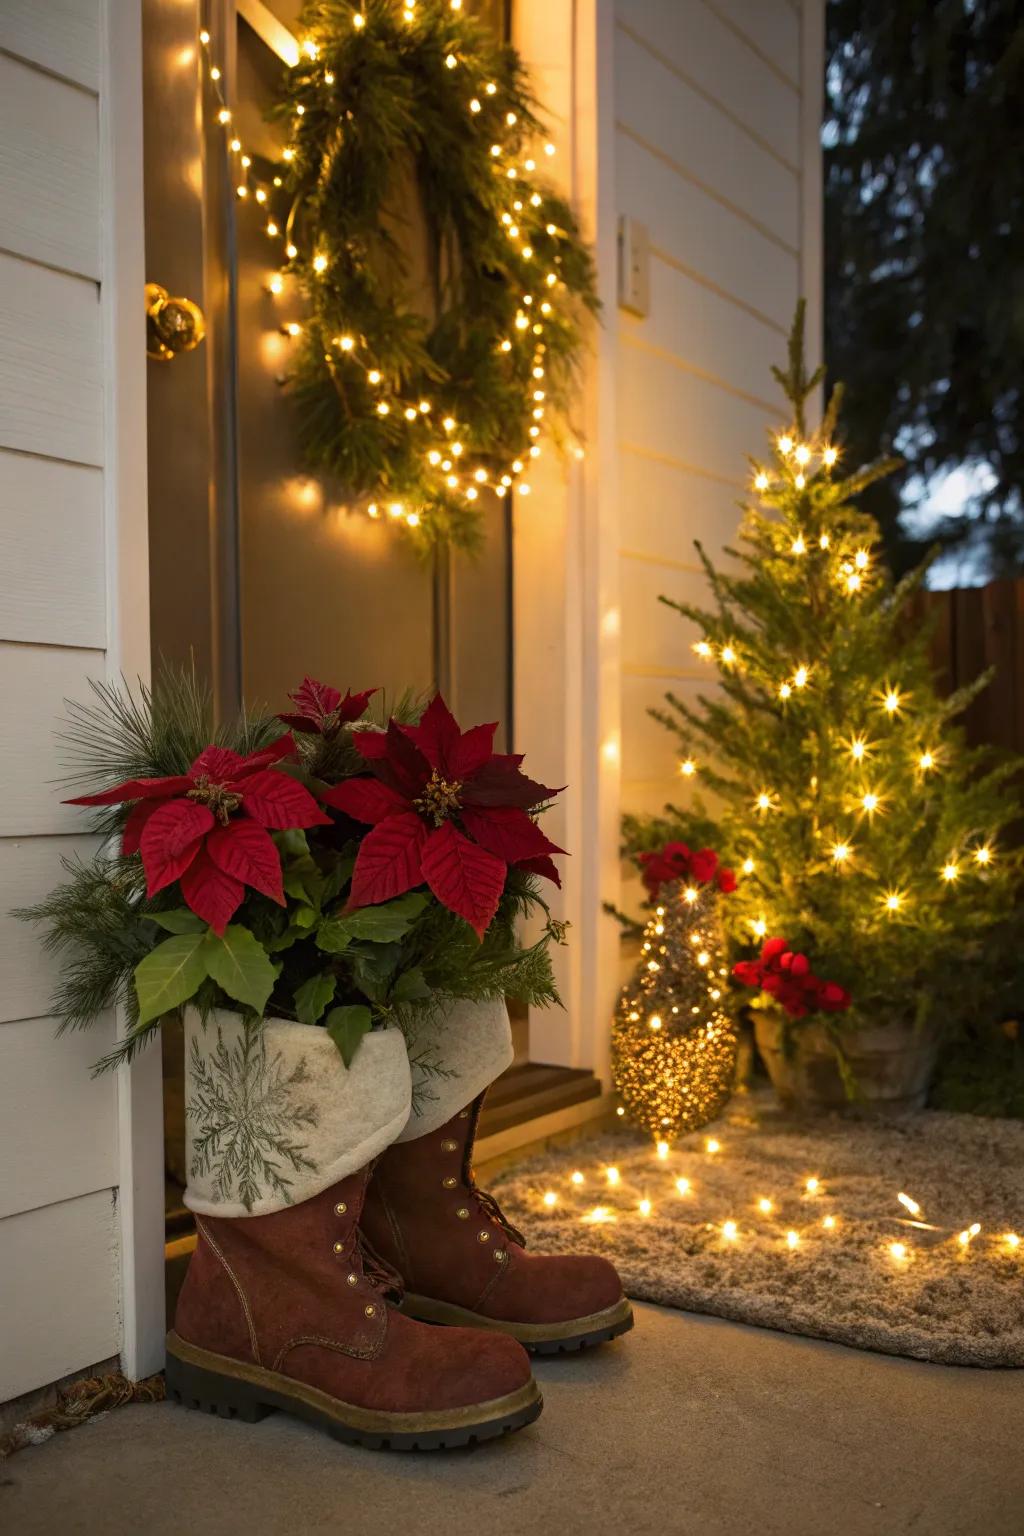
[0,834,100,1022]
[615,24,799,251]
[0,1017,118,1220]
[620,448,746,566]
[0,644,105,837]
[621,255,789,411]
[622,672,711,784]
[0,452,106,647]
[706,0,801,87]
[0,0,102,93]
[619,0,800,163]
[0,252,103,467]
[0,53,100,279]
[0,1191,118,1403]
[615,127,799,330]
[618,344,771,483]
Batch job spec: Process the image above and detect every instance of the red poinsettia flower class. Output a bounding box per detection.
[66,735,330,934]
[636,841,735,901]
[278,676,377,737]
[732,937,851,1019]
[321,695,564,936]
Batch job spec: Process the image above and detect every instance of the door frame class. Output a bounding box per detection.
[117,0,620,1378]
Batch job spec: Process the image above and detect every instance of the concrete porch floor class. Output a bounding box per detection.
[2,1303,1021,1536]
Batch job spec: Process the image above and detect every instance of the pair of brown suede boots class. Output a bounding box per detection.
[166,1093,633,1450]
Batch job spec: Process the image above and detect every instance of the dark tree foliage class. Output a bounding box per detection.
[825,0,1024,577]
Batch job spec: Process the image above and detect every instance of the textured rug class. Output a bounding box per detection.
[490,1092,1024,1367]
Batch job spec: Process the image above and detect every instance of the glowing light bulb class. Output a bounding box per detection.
[861,792,879,814]
[606,1167,620,1186]
[846,572,862,593]
[312,253,328,274]
[442,416,456,432]
[367,369,381,385]
[324,71,335,85]
[1006,1233,1020,1250]
[680,758,696,777]
[752,917,768,938]
[791,534,806,555]
[444,52,457,68]
[794,474,806,490]
[823,446,838,467]
[284,321,301,337]
[655,1141,670,1161]
[822,1215,836,1230]
[571,1171,584,1186]
[786,1230,800,1249]
[286,243,298,259]
[942,862,959,882]
[794,444,811,466]
[377,401,390,415]
[648,1014,662,1031]
[506,111,517,126]
[217,107,231,125]
[405,407,418,421]
[694,640,712,658]
[794,665,809,689]
[884,890,904,913]
[918,750,934,771]
[819,533,830,549]
[754,472,770,493]
[210,66,222,81]
[542,1191,557,1208]
[831,842,851,864]
[229,137,241,153]
[849,736,868,761]
[756,792,774,813]
[706,1138,721,1155]
[889,1242,907,1260]
[638,1199,652,1217]
[777,435,794,456]
[958,1223,981,1246]
[855,549,869,569]
[882,687,904,714]
[758,1198,773,1215]
[485,82,497,95]
[199,29,210,44]
[420,400,432,414]
[675,1177,690,1196]
[805,1177,820,1195]
[974,845,993,866]
[583,1207,610,1225]
[683,886,698,904]
[779,682,792,700]
[268,274,283,295]
[367,502,379,519]
[405,512,420,528]
[469,98,481,112]
[742,858,755,875]
[897,1192,921,1217]
[266,221,279,237]
[722,1220,738,1241]
[720,645,736,665]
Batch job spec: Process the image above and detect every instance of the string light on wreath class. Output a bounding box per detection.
[195,2,596,550]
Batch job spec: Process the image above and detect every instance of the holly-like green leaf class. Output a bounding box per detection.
[143,908,207,934]
[390,966,431,1003]
[325,1005,372,1068]
[204,924,276,1016]
[134,932,210,1026]
[322,892,430,947]
[295,971,337,1026]
[316,915,353,953]
[349,942,402,1001]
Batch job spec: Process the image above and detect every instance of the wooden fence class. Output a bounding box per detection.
[912,579,1024,755]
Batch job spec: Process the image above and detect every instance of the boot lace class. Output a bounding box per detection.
[357,1227,405,1302]
[470,1183,526,1248]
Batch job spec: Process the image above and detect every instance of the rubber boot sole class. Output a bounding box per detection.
[164,1331,542,1451]
[400,1294,635,1354]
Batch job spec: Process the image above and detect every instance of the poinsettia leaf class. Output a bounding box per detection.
[122,798,162,855]
[380,719,431,798]
[66,774,192,807]
[188,744,246,780]
[180,847,244,935]
[334,891,429,942]
[230,733,298,778]
[459,760,562,809]
[420,822,505,937]
[320,777,407,825]
[459,805,563,864]
[316,915,353,953]
[515,853,562,887]
[134,932,210,1027]
[390,966,431,1003]
[406,693,463,774]
[206,819,285,904]
[351,728,390,760]
[448,720,498,780]
[347,812,428,909]
[348,942,402,1001]
[143,908,206,934]
[139,799,213,895]
[203,924,276,1015]
[325,1005,372,1068]
[294,971,337,1026]
[240,770,332,830]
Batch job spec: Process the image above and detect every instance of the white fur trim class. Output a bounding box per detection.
[183,1009,411,1218]
[396,997,513,1142]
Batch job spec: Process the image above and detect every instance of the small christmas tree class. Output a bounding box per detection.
[612,848,737,1140]
[631,305,1023,1053]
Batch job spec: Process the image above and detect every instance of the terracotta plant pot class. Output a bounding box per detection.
[753,1011,938,1113]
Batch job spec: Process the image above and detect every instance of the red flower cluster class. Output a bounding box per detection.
[67,737,330,934]
[323,694,563,937]
[733,937,851,1019]
[636,841,736,902]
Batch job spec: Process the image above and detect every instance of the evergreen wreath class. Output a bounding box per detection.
[263,0,598,551]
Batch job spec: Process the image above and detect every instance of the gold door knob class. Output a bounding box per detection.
[145,282,206,361]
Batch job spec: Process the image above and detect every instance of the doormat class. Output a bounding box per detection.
[489,1093,1024,1367]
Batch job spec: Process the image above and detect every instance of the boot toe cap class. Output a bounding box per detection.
[445,1324,535,1400]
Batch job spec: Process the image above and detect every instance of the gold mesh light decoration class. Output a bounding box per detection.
[612,880,737,1141]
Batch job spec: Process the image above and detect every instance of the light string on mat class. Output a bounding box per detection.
[195,1,593,549]
[532,1138,1021,1267]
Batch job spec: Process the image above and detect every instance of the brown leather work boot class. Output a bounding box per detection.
[362,1096,634,1353]
[165,1167,541,1450]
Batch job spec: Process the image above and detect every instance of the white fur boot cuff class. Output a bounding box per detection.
[396,996,514,1142]
[182,1009,411,1218]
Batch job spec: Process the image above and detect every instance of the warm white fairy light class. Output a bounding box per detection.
[675,1177,690,1196]
[791,534,806,555]
[849,735,869,761]
[942,861,960,882]
[822,1215,836,1230]
[606,1166,620,1186]
[889,1242,907,1261]
[638,1198,652,1217]
[777,434,794,456]
[786,1230,800,1249]
[958,1223,982,1247]
[720,644,737,665]
[742,858,755,875]
[706,1138,721,1155]
[883,889,905,914]
[974,844,993,866]
[831,842,851,864]
[680,758,696,777]
[861,791,880,815]
[755,471,770,493]
[823,445,838,467]
[882,686,905,715]
[805,1177,820,1195]
[794,444,811,466]
[542,1190,557,1208]
[752,916,768,938]
[897,1192,922,1217]
[918,749,935,771]
[656,1140,669,1160]
[722,1220,739,1241]
[570,1170,584,1186]
[758,1197,773,1214]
